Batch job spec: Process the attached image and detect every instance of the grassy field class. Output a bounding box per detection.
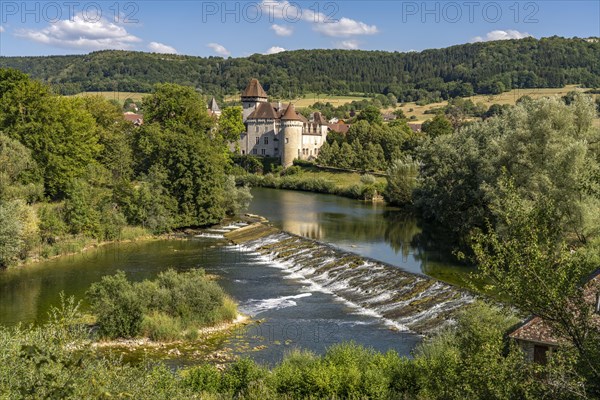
[224,93,368,108]
[390,85,599,123]
[72,91,149,104]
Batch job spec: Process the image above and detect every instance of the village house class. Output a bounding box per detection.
[233,78,329,167]
[508,269,600,364]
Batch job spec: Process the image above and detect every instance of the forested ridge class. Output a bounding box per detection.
[1,36,598,101]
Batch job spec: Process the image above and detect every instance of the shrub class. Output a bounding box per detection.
[140,312,182,341]
[181,364,222,394]
[280,165,302,176]
[221,358,267,397]
[87,271,144,338]
[87,269,237,339]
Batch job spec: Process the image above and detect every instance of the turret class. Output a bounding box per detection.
[241,78,268,122]
[281,104,304,168]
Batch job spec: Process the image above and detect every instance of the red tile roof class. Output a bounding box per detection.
[242,78,268,98]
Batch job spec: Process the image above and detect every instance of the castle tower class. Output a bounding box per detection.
[241,78,268,122]
[281,103,304,168]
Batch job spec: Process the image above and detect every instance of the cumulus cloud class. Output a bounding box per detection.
[14,16,141,50]
[207,42,230,56]
[265,46,286,54]
[337,40,360,50]
[261,0,378,38]
[148,41,177,54]
[271,24,293,36]
[313,18,378,38]
[471,30,532,42]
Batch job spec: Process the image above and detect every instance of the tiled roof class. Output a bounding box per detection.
[247,102,278,119]
[508,317,562,345]
[509,269,600,345]
[328,123,351,134]
[282,103,302,121]
[242,79,268,98]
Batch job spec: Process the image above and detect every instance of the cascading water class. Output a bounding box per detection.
[225,224,474,334]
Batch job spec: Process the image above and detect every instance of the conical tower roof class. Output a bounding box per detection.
[282,103,302,121]
[242,78,268,98]
[208,97,220,112]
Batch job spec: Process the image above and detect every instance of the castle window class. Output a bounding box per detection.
[256,137,260,144]
[252,149,257,154]
[261,149,266,155]
[264,137,269,145]
[242,150,245,155]
[285,138,289,144]
[255,125,259,132]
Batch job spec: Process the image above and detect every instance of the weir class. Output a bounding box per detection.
[224,222,474,334]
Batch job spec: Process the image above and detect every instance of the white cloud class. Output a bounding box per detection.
[207,42,230,56]
[471,30,532,42]
[261,1,378,38]
[0,26,4,33]
[313,17,378,38]
[265,46,286,54]
[337,40,360,50]
[148,41,177,54]
[14,16,141,50]
[271,24,293,36]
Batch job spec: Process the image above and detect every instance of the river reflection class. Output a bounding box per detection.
[248,188,473,285]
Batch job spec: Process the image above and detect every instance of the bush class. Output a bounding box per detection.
[87,269,237,339]
[87,271,144,338]
[181,364,222,394]
[140,312,182,341]
[280,165,302,176]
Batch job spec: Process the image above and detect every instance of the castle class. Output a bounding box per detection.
[235,78,329,167]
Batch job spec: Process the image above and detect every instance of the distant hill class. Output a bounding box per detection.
[1,36,598,102]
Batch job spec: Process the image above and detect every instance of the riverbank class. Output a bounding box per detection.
[12,225,157,269]
[236,166,387,202]
[92,314,252,366]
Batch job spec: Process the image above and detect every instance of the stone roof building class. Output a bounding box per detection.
[509,269,600,364]
[235,78,328,167]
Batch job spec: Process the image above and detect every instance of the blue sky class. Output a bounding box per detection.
[0,1,598,57]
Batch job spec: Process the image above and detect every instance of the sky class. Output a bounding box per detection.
[0,1,598,57]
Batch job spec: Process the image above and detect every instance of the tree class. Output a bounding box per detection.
[471,184,600,392]
[421,114,453,138]
[142,83,213,133]
[218,106,245,143]
[0,71,102,198]
[356,105,383,125]
[0,133,42,202]
[385,158,419,206]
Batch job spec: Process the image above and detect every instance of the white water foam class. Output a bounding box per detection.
[241,293,312,316]
[195,233,225,239]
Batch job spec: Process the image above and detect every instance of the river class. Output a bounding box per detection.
[0,188,471,364]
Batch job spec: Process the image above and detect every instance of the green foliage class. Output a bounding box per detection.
[356,105,383,125]
[415,95,600,245]
[421,113,454,137]
[0,200,27,268]
[87,269,237,339]
[218,106,246,142]
[471,186,600,391]
[223,175,253,216]
[0,133,43,202]
[142,83,213,132]
[3,37,599,100]
[87,271,144,338]
[385,157,419,206]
